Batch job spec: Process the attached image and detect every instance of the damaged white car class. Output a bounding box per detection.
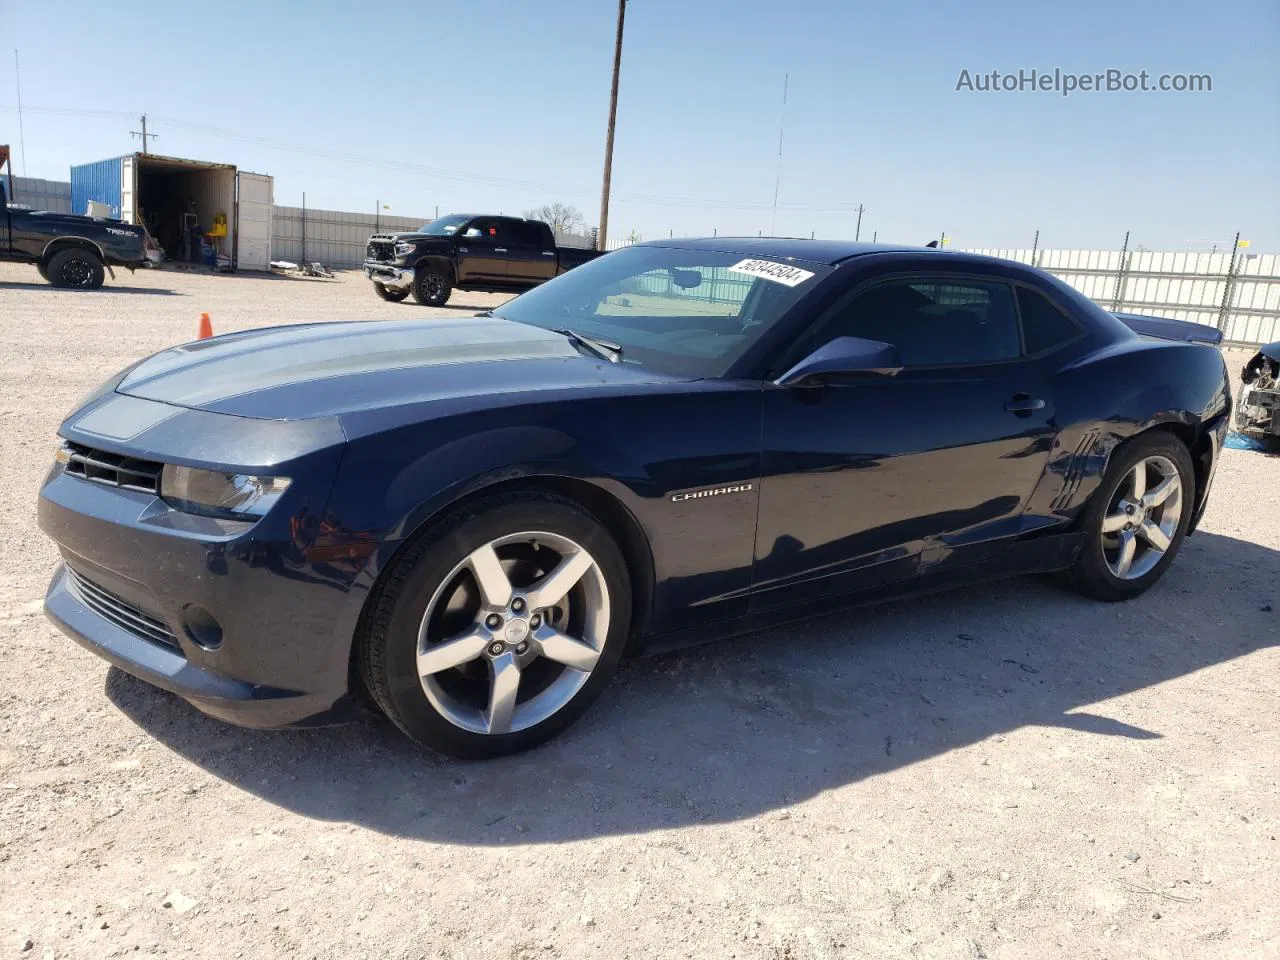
[1236,341,1280,451]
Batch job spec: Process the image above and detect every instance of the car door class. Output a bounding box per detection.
[455,218,507,283]
[750,268,1057,611]
[501,220,557,285]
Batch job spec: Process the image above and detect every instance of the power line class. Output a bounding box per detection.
[0,102,881,215]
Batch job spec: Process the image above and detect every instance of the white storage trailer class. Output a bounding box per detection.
[70,153,273,271]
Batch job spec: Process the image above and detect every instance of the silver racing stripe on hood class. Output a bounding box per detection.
[116,317,578,409]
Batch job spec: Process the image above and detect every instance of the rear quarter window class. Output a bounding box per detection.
[1017,286,1082,354]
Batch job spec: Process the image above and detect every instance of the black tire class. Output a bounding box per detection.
[373,282,409,303]
[358,490,632,759]
[46,247,106,290]
[411,269,452,307]
[1066,431,1195,602]
[36,261,50,282]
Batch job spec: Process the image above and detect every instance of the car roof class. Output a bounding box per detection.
[635,237,1011,267]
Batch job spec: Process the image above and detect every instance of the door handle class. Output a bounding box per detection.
[1004,393,1046,415]
[495,247,508,253]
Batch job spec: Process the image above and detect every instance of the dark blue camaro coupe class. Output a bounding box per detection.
[39,240,1231,757]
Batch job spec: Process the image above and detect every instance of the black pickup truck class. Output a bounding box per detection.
[1,165,146,290]
[363,213,602,306]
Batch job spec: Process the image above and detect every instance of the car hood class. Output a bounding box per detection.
[114,317,680,420]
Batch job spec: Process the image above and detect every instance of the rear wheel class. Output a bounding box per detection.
[373,282,409,302]
[358,491,631,758]
[1066,432,1194,601]
[412,269,452,307]
[47,247,105,290]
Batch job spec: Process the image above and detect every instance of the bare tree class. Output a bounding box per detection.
[523,202,586,235]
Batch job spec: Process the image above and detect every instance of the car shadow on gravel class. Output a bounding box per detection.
[0,282,181,296]
[105,529,1278,845]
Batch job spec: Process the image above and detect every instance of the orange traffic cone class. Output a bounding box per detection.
[198,313,213,340]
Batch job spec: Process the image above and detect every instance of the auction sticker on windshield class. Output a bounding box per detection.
[727,258,815,287]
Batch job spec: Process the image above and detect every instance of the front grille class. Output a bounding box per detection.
[63,442,163,494]
[64,566,181,651]
[366,239,394,262]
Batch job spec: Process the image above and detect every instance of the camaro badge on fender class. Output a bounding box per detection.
[671,483,753,503]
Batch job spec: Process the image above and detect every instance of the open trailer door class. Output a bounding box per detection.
[120,155,137,224]
[235,171,272,271]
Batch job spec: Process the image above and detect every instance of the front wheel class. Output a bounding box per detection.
[411,269,452,307]
[373,282,409,302]
[358,491,632,758]
[1066,432,1194,601]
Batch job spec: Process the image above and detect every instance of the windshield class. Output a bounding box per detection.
[416,215,471,236]
[493,245,831,377]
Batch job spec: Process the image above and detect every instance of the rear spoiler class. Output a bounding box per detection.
[1112,312,1224,346]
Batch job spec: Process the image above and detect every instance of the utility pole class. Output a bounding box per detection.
[375,200,380,234]
[597,0,626,251]
[14,50,28,176]
[130,114,158,154]
[854,204,864,241]
[770,73,788,237]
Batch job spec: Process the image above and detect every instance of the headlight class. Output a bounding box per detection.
[160,465,291,518]
[394,240,416,257]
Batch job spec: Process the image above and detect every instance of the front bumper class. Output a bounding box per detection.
[37,396,373,729]
[44,562,330,727]
[1237,385,1279,437]
[364,260,414,290]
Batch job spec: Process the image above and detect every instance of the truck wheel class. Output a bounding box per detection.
[374,283,409,303]
[412,270,452,307]
[36,262,50,281]
[47,248,105,290]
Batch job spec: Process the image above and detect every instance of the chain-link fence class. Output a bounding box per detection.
[966,242,1279,345]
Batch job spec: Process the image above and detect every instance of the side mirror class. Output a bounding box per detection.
[775,336,903,387]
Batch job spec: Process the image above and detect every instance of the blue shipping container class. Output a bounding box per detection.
[70,156,125,219]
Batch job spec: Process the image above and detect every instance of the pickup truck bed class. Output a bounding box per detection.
[363,213,602,306]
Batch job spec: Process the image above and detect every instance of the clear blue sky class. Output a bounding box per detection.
[2,0,1277,249]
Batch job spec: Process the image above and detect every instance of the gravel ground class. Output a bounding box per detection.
[1,262,1277,960]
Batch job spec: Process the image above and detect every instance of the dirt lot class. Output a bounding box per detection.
[1,262,1277,960]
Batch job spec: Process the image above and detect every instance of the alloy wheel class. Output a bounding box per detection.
[1100,454,1183,580]
[416,531,609,735]
[61,259,94,287]
[424,276,446,301]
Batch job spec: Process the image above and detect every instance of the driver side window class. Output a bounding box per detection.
[463,218,503,241]
[806,276,1021,368]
